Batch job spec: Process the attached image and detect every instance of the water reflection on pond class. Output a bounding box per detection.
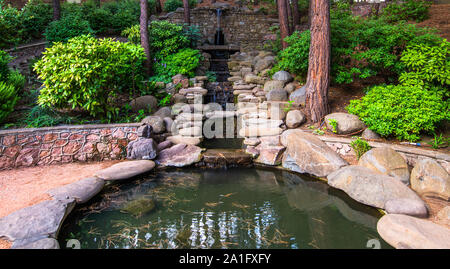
[58,167,391,249]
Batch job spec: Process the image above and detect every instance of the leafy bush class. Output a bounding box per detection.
[350,137,372,160]
[20,0,52,40]
[0,81,18,123]
[163,0,196,12]
[0,49,10,81]
[381,0,431,23]
[7,70,25,90]
[272,4,443,84]
[121,24,141,44]
[347,84,449,141]
[182,24,202,48]
[24,105,76,128]
[399,39,450,88]
[34,35,146,119]
[44,14,94,43]
[153,48,201,82]
[149,20,189,58]
[0,2,23,48]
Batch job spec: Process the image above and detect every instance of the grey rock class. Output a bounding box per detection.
[272,71,293,84]
[410,158,450,200]
[94,160,155,181]
[255,146,285,166]
[327,165,426,213]
[244,74,266,85]
[156,144,203,167]
[153,106,173,119]
[286,110,306,128]
[137,124,152,138]
[172,93,187,104]
[362,128,381,140]
[266,89,288,101]
[0,198,75,242]
[255,57,275,72]
[141,116,165,134]
[281,129,347,177]
[324,113,365,134]
[377,214,450,249]
[263,80,285,92]
[284,82,296,94]
[163,117,174,133]
[289,85,306,105]
[167,135,202,145]
[358,147,410,185]
[12,237,60,249]
[156,140,173,152]
[384,198,428,218]
[47,177,104,204]
[129,95,158,113]
[127,138,158,160]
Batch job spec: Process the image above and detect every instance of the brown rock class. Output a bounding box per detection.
[410,158,450,200]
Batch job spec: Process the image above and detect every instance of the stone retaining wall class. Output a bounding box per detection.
[0,124,140,170]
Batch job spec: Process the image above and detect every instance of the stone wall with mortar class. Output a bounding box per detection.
[160,7,279,51]
[0,123,140,170]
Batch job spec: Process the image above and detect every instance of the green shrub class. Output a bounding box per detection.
[0,49,11,81]
[182,24,202,48]
[350,137,372,160]
[20,0,52,40]
[399,39,450,88]
[0,81,18,123]
[381,0,431,23]
[272,4,443,84]
[7,70,25,90]
[163,0,196,12]
[149,20,189,58]
[44,14,94,43]
[347,84,449,142]
[153,48,201,82]
[34,35,146,119]
[121,24,140,44]
[0,2,23,48]
[24,105,77,128]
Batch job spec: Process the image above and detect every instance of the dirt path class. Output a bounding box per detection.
[0,161,119,249]
[417,4,450,40]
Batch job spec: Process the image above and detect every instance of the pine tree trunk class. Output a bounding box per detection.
[183,0,190,25]
[277,0,290,49]
[53,0,60,21]
[156,0,162,13]
[140,0,151,76]
[305,0,330,123]
[286,0,293,34]
[292,0,300,29]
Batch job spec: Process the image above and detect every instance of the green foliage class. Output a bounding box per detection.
[263,25,282,54]
[399,39,450,88]
[153,48,201,82]
[20,0,52,40]
[350,137,372,160]
[163,0,196,12]
[347,84,449,142]
[272,4,443,84]
[121,24,141,44]
[0,1,23,48]
[34,35,146,119]
[427,133,448,149]
[205,71,217,82]
[0,49,10,81]
[149,20,189,58]
[328,119,338,133]
[44,14,94,43]
[7,70,25,90]
[0,81,18,123]
[24,105,77,128]
[381,0,431,23]
[182,24,202,48]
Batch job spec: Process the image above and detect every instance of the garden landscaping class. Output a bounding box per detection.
[0,0,449,249]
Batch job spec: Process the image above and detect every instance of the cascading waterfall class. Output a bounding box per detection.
[214,8,224,45]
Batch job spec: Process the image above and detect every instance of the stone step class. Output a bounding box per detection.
[199,149,253,168]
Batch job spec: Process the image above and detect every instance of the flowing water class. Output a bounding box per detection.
[58,167,391,249]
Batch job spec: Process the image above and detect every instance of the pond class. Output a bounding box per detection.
[58,167,392,249]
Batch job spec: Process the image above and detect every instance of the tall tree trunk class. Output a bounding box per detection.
[304,0,330,123]
[155,0,162,13]
[183,0,190,25]
[52,0,60,21]
[286,0,293,35]
[292,0,300,29]
[277,0,290,49]
[140,0,151,76]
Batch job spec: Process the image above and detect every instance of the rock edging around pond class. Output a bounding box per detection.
[1,134,449,249]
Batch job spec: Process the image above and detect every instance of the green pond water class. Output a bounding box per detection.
[58,167,391,249]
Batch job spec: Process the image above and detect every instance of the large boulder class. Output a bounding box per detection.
[153,106,173,119]
[127,138,158,160]
[244,74,266,85]
[437,206,450,226]
[129,95,158,113]
[266,89,288,101]
[166,135,202,146]
[46,177,104,204]
[358,147,410,185]
[272,71,293,84]
[255,57,275,72]
[324,113,365,134]
[263,80,285,92]
[377,214,450,249]
[410,159,450,200]
[361,128,381,140]
[156,144,202,167]
[286,110,306,128]
[94,160,155,181]
[254,146,285,166]
[289,85,306,105]
[141,116,166,134]
[327,165,427,216]
[281,130,347,177]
